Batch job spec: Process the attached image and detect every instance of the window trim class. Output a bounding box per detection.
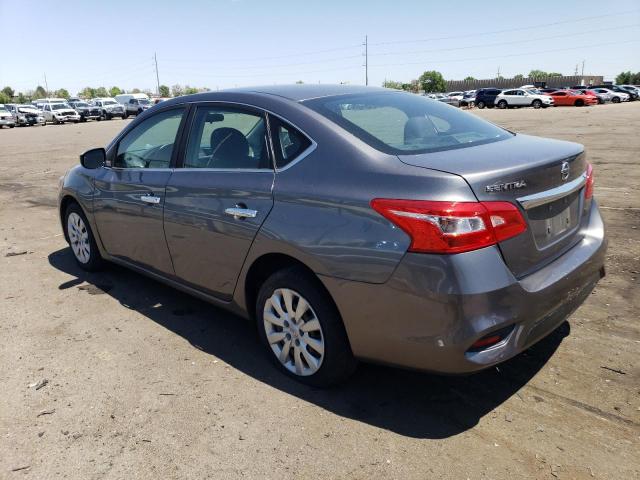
[267,114,317,172]
[109,105,189,170]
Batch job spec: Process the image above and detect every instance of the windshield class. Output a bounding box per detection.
[103,100,117,105]
[52,104,70,110]
[0,106,8,112]
[138,99,150,105]
[75,102,89,107]
[304,92,512,155]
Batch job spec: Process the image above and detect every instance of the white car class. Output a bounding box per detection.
[0,104,16,128]
[591,88,628,103]
[40,102,81,124]
[445,91,464,101]
[495,89,554,109]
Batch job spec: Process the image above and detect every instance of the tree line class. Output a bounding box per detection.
[0,84,210,104]
[383,69,586,93]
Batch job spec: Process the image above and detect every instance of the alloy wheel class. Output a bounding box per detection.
[67,212,90,264]
[263,288,325,376]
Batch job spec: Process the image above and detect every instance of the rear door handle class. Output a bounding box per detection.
[224,207,258,219]
[140,194,161,205]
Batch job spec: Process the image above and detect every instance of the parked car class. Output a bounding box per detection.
[0,104,16,128]
[495,89,554,109]
[115,93,152,117]
[591,85,638,101]
[58,85,606,386]
[618,85,640,98]
[5,104,45,126]
[591,88,628,103]
[32,97,67,109]
[474,88,502,109]
[459,90,476,107]
[68,101,102,122]
[571,89,607,104]
[40,102,81,124]
[548,90,598,107]
[428,93,460,107]
[91,98,126,120]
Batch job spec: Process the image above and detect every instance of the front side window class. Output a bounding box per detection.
[270,117,312,169]
[115,108,185,168]
[304,92,511,155]
[183,106,270,169]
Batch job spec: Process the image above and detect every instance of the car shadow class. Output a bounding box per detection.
[48,247,568,439]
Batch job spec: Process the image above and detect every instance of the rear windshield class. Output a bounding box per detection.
[304,92,511,154]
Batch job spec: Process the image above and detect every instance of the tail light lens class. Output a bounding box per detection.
[584,163,594,200]
[370,199,527,254]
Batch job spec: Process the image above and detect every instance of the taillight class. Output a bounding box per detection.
[370,199,527,254]
[585,163,594,200]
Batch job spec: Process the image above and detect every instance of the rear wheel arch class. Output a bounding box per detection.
[244,253,338,321]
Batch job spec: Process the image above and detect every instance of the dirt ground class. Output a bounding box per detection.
[0,103,638,480]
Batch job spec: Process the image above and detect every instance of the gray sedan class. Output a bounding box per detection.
[58,85,606,386]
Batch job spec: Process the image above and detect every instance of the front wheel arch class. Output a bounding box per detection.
[59,195,80,243]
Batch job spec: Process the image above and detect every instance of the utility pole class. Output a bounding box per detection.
[363,35,368,86]
[581,60,585,77]
[43,73,49,96]
[496,66,500,79]
[154,52,160,96]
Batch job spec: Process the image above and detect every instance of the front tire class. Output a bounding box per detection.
[612,96,620,104]
[575,99,584,107]
[532,99,542,109]
[497,100,507,109]
[256,267,356,387]
[476,101,485,109]
[65,203,103,271]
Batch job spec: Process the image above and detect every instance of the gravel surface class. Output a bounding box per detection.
[0,104,638,479]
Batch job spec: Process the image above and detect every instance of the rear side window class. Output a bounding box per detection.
[269,117,312,169]
[304,92,510,155]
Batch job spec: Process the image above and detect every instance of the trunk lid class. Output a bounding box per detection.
[398,134,589,278]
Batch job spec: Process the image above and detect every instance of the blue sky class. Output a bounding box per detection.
[1,0,639,95]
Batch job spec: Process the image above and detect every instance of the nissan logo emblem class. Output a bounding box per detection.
[560,161,570,181]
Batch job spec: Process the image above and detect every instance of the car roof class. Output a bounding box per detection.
[205,84,389,102]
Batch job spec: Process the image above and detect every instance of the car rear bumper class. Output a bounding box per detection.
[321,201,607,374]
[0,118,16,126]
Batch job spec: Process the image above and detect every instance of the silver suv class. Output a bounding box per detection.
[91,98,126,120]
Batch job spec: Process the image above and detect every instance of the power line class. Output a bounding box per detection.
[369,38,640,69]
[370,24,640,57]
[369,9,640,46]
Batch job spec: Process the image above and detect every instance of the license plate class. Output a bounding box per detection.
[545,206,572,237]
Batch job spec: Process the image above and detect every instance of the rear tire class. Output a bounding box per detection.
[256,267,356,387]
[64,202,104,272]
[497,100,507,109]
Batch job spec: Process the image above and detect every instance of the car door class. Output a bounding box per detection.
[163,103,275,300]
[93,106,187,274]
[551,91,568,105]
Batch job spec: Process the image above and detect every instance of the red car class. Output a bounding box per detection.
[548,90,598,107]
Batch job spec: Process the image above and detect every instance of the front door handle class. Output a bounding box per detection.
[224,206,258,219]
[140,194,161,205]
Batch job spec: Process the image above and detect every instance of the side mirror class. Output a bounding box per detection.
[80,148,106,169]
